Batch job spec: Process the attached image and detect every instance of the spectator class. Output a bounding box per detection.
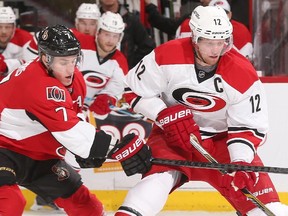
[0,6,32,81]
[144,0,191,36]
[78,11,128,120]
[99,0,156,69]
[109,5,288,216]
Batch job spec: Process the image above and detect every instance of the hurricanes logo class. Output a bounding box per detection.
[82,70,109,89]
[172,88,226,112]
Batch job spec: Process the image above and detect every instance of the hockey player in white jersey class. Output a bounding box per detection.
[0,6,32,80]
[72,3,101,36]
[108,5,288,216]
[79,11,128,120]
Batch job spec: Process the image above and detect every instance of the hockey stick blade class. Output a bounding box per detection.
[150,158,288,174]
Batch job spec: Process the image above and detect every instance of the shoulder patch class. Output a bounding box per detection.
[46,86,66,102]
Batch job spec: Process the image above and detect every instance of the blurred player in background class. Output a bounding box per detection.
[0,6,32,81]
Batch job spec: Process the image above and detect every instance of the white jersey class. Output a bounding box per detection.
[125,38,268,158]
[2,28,32,73]
[77,34,128,107]
[22,32,38,62]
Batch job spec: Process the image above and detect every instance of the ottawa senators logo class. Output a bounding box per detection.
[172,88,226,112]
[46,86,66,102]
[52,164,70,181]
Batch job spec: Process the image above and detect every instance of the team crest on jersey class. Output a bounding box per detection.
[172,88,226,112]
[46,86,66,102]
[82,70,109,89]
[52,164,70,181]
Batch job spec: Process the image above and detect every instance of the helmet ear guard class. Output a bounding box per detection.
[189,5,233,55]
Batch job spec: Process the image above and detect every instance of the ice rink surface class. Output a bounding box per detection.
[24,210,236,215]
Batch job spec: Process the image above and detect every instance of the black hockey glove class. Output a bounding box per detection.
[108,133,152,176]
[75,156,106,168]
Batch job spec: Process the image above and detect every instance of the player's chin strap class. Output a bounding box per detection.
[189,134,275,216]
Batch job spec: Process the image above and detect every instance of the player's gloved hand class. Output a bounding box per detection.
[156,104,201,151]
[108,133,152,176]
[222,162,259,196]
[89,94,116,119]
[0,54,8,77]
[75,156,106,168]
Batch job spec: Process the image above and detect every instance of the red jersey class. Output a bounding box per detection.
[0,59,97,160]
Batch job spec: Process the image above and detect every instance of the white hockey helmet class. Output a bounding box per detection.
[76,3,101,20]
[97,11,125,34]
[0,6,16,24]
[189,5,232,43]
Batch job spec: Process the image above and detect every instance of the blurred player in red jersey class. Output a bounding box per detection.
[0,6,32,81]
[109,6,288,216]
[0,24,144,216]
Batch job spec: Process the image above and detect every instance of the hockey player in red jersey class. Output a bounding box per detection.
[0,6,32,81]
[0,24,144,216]
[109,6,288,216]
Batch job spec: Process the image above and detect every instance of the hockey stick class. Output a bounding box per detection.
[150,158,288,174]
[189,134,275,216]
[109,104,153,123]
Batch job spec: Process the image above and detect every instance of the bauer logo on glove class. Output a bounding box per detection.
[157,108,193,127]
[111,137,144,161]
[108,133,152,176]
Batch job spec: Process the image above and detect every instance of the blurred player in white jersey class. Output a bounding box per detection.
[22,3,100,62]
[72,3,101,36]
[0,6,32,81]
[78,11,128,120]
[108,5,288,216]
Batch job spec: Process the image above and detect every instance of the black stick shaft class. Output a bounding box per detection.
[151,158,288,174]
